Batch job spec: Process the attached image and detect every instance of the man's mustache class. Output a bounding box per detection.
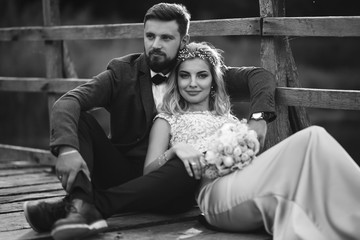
[149,49,166,56]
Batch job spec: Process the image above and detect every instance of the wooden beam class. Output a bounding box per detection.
[259,0,292,149]
[2,16,360,41]
[277,87,360,110]
[0,144,55,165]
[42,0,64,114]
[0,77,89,93]
[263,16,360,37]
[0,18,260,41]
[190,18,260,37]
[1,78,359,110]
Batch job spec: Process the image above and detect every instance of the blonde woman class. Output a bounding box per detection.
[145,41,360,240]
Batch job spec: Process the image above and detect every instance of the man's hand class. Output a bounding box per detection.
[55,148,90,192]
[248,119,267,150]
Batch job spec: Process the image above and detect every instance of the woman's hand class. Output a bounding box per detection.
[172,143,203,179]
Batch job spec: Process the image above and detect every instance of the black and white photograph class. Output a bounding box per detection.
[0,0,360,239]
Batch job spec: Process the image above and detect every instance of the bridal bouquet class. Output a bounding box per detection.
[201,119,260,180]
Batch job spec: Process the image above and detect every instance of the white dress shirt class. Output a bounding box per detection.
[150,71,169,112]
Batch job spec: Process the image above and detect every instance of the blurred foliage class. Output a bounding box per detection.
[0,0,360,161]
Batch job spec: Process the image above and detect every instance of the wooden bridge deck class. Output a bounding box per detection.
[0,158,271,240]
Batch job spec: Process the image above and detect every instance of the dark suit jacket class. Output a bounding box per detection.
[50,53,276,162]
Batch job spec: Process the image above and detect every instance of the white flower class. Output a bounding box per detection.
[240,144,248,153]
[246,149,255,157]
[201,119,259,180]
[224,145,234,155]
[204,150,218,164]
[241,153,250,161]
[216,142,224,152]
[233,146,242,156]
[223,156,234,167]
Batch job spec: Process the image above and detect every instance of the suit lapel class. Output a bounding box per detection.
[138,54,155,125]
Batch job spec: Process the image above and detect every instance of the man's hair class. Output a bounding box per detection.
[144,3,191,37]
[160,42,231,116]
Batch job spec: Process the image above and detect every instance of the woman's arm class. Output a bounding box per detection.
[143,117,203,179]
[143,118,173,175]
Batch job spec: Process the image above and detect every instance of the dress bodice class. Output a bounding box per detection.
[156,111,238,152]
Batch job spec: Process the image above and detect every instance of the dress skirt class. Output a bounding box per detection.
[197,126,360,240]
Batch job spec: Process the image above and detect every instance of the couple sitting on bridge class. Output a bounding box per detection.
[23,3,360,240]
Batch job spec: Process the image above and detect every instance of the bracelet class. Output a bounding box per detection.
[59,150,78,157]
[158,151,169,166]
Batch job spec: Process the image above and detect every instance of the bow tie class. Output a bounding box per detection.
[151,74,167,85]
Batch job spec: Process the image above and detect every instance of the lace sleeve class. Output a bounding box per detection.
[154,113,175,127]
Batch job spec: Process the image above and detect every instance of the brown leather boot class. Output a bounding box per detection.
[51,198,107,240]
[24,197,68,232]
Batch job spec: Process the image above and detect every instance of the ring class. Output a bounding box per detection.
[58,175,62,180]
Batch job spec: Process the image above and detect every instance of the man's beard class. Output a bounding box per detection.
[145,47,179,73]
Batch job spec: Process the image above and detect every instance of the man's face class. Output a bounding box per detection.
[144,19,184,74]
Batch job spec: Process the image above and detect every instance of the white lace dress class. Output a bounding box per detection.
[155,111,238,153]
[157,112,360,239]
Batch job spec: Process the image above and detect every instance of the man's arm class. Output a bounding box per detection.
[50,69,116,155]
[224,66,276,117]
[50,67,117,191]
[224,66,276,148]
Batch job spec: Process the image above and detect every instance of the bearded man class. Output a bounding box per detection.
[23,3,276,240]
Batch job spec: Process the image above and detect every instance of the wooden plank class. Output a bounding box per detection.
[106,208,201,231]
[189,18,260,37]
[277,87,360,110]
[263,16,360,37]
[0,182,62,198]
[0,144,56,165]
[0,173,58,189]
[0,161,52,170]
[42,0,64,116]
[0,228,50,240]
[281,39,311,131]
[3,16,360,41]
[0,18,260,41]
[0,77,89,93]
[0,212,30,232]
[2,78,359,111]
[0,208,199,233]
[0,190,65,204]
[0,167,50,177]
[93,221,271,240]
[0,217,271,240]
[259,0,292,150]
[0,196,63,214]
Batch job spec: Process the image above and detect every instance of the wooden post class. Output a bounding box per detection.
[42,0,63,113]
[259,0,291,149]
[259,0,310,150]
[63,41,78,78]
[284,40,311,131]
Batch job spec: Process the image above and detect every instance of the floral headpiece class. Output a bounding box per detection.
[177,47,217,67]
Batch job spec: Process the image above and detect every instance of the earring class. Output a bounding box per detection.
[210,86,216,98]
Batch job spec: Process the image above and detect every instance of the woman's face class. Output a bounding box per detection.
[177,58,213,111]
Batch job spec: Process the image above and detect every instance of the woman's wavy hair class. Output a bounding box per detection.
[160,42,231,115]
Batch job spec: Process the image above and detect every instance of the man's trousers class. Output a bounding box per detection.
[71,112,199,218]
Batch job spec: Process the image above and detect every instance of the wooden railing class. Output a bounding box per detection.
[0,0,360,163]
